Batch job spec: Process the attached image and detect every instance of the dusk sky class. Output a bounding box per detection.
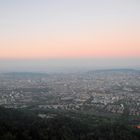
[0,0,140,72]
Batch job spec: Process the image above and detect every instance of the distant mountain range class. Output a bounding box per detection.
[87,69,140,74]
[1,68,140,76]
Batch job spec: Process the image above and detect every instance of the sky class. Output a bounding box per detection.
[0,0,140,72]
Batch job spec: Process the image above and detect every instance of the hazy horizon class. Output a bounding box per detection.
[0,58,139,73]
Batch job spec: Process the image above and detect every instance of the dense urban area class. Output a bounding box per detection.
[0,69,140,116]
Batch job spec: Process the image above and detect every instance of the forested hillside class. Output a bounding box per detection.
[0,107,140,140]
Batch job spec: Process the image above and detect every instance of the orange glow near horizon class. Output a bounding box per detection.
[0,30,140,59]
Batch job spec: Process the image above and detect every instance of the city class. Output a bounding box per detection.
[0,69,140,116]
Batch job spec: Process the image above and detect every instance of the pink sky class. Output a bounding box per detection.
[0,29,139,59]
[0,0,140,60]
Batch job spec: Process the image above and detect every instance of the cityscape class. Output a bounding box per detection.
[0,69,140,116]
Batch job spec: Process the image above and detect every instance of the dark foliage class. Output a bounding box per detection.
[0,107,140,140]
